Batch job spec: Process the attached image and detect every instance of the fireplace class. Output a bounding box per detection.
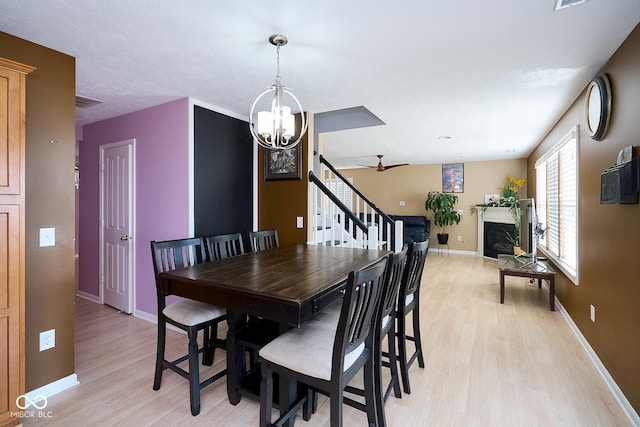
[477,207,516,258]
[484,222,515,258]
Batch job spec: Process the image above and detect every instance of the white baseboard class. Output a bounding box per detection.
[25,374,79,405]
[133,308,157,324]
[555,296,640,426]
[429,248,477,256]
[75,290,100,304]
[134,308,185,334]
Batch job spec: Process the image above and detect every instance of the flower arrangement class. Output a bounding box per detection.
[469,176,526,247]
[500,177,526,246]
[500,176,527,204]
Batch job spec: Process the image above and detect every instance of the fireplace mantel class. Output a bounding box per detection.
[477,207,515,256]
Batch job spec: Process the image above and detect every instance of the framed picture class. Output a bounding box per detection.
[442,163,464,193]
[265,146,302,181]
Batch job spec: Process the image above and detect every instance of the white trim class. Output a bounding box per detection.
[430,248,477,256]
[26,374,79,403]
[555,296,640,426]
[75,291,100,304]
[134,308,186,334]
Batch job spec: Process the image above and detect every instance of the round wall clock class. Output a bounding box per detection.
[585,73,612,141]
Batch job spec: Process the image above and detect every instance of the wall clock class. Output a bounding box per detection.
[585,73,612,141]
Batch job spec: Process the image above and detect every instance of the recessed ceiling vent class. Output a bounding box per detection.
[75,95,103,109]
[554,0,587,11]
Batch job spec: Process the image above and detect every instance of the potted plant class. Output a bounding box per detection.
[425,191,462,245]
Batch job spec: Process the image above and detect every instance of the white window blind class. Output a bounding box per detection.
[535,126,578,280]
[327,178,353,211]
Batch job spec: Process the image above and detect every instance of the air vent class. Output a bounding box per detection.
[554,0,587,11]
[75,95,103,109]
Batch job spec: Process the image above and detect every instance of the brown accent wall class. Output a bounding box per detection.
[340,159,527,252]
[0,33,76,391]
[527,23,640,414]
[257,133,310,245]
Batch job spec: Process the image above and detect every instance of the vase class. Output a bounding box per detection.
[513,246,524,255]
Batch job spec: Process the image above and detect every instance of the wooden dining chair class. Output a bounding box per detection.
[150,237,227,416]
[204,232,245,260]
[259,256,389,427]
[396,239,430,394]
[248,229,279,252]
[331,247,407,426]
[203,232,271,368]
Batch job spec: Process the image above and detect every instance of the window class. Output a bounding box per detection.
[535,126,578,282]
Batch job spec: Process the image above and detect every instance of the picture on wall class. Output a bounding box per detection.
[442,163,464,193]
[265,146,302,180]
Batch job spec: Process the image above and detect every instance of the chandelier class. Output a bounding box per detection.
[249,34,308,150]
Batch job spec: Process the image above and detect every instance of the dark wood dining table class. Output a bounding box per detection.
[156,243,389,417]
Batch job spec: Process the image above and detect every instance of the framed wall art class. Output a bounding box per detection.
[264,146,302,181]
[442,163,464,193]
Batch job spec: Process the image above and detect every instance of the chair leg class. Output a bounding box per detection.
[387,326,401,399]
[260,363,274,427]
[302,385,312,421]
[329,387,344,427]
[153,318,166,390]
[397,310,411,394]
[188,329,201,416]
[371,342,386,427]
[412,308,425,368]
[203,324,215,366]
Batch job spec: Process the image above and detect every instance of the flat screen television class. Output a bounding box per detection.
[519,198,537,255]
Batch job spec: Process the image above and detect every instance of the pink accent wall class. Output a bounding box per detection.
[79,98,190,315]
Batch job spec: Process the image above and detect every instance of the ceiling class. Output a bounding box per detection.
[2,0,640,169]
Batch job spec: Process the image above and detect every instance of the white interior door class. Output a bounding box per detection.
[100,139,135,313]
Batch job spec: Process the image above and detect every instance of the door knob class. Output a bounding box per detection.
[120,235,130,241]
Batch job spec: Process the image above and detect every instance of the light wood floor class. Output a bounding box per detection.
[23,253,631,426]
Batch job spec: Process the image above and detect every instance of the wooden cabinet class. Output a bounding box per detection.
[0,57,35,427]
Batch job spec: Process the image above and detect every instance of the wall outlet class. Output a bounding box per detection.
[296,216,303,228]
[39,329,55,351]
[457,209,463,216]
[457,235,462,241]
[39,227,55,247]
[399,201,405,206]
[590,305,596,322]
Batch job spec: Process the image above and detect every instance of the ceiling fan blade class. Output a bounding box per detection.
[381,163,409,171]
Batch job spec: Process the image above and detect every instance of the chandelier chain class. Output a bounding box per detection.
[275,45,282,85]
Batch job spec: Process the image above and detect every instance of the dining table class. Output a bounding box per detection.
[156,243,389,421]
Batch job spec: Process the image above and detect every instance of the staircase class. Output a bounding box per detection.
[308,155,403,252]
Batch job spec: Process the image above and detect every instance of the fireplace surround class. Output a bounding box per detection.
[477,207,516,258]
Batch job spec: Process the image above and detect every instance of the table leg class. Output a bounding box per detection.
[538,278,542,289]
[549,277,555,311]
[226,311,244,405]
[500,272,505,304]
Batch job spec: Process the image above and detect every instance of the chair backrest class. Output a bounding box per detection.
[332,256,388,379]
[398,239,430,303]
[380,247,408,323]
[150,237,208,276]
[248,229,279,252]
[205,233,245,260]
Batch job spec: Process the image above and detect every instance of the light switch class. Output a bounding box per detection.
[296,216,304,228]
[40,227,55,247]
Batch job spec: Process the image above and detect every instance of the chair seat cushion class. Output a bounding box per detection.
[259,315,365,381]
[163,299,225,326]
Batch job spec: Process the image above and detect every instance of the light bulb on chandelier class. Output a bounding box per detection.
[249,34,308,150]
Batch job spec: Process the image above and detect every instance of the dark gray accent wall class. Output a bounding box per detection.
[194,106,253,238]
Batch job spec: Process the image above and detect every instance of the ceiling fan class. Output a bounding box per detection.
[365,155,409,172]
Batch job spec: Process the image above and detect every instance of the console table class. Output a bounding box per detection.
[497,254,556,311]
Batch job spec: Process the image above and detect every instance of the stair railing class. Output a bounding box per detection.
[308,155,403,251]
